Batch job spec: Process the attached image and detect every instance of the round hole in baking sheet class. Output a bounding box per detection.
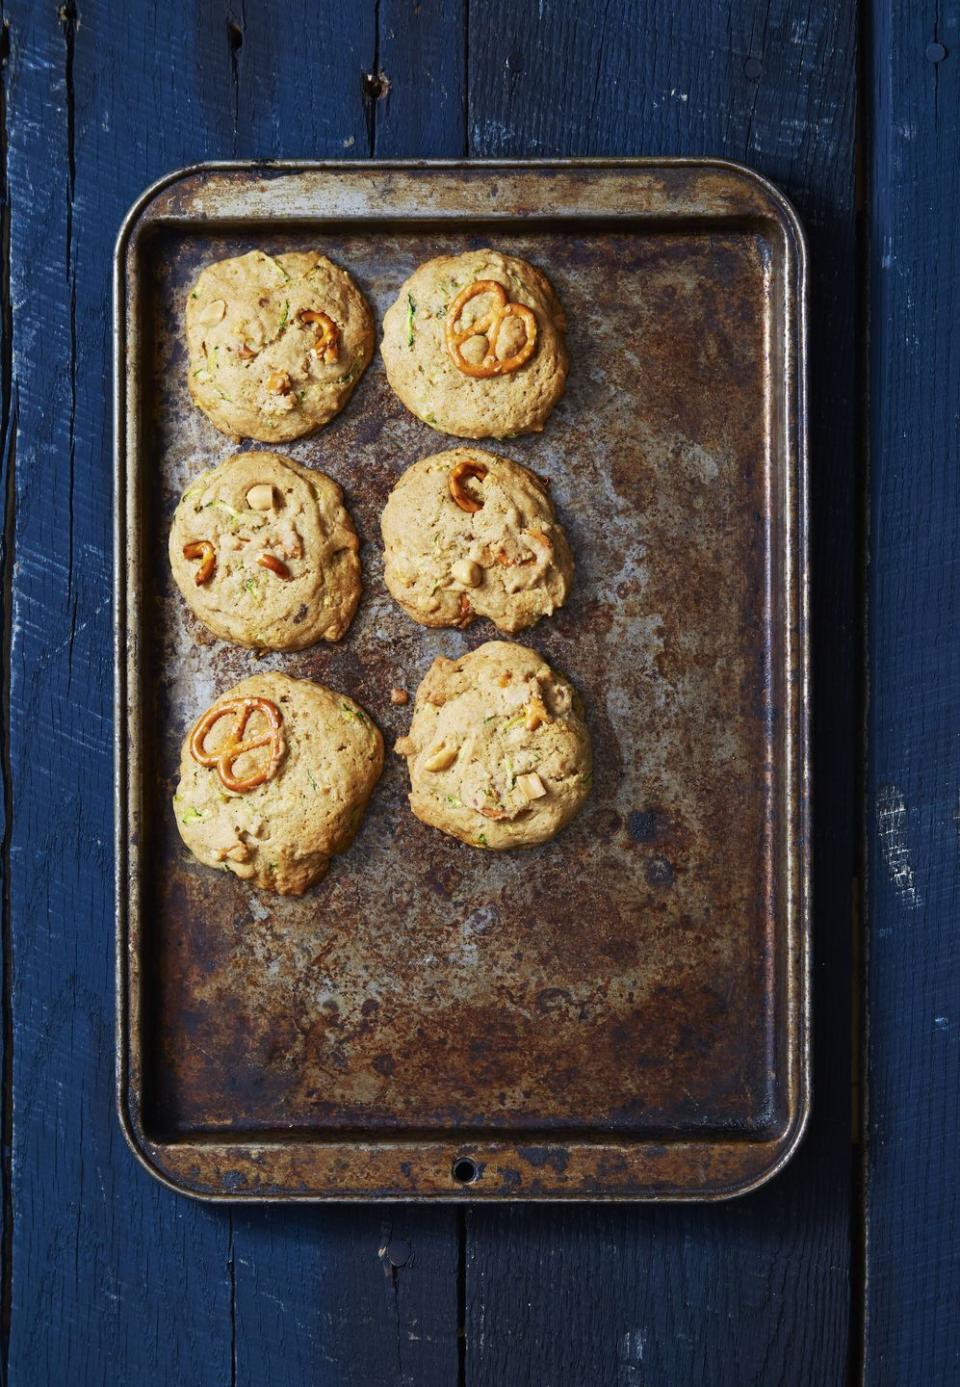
[452,1157,479,1185]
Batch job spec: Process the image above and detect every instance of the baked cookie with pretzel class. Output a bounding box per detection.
[380,250,568,438]
[186,249,374,442]
[173,672,384,894]
[381,448,573,633]
[169,450,361,651]
[394,641,591,850]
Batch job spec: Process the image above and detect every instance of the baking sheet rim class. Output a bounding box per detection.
[113,157,811,1202]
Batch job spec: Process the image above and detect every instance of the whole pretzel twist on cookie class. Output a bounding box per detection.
[445,280,537,378]
[190,696,286,793]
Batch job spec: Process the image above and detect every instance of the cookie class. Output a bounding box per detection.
[394,641,591,850]
[174,673,384,895]
[187,249,374,442]
[380,250,568,438]
[169,451,362,651]
[381,448,573,634]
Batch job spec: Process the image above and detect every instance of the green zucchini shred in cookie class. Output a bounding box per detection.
[338,352,365,385]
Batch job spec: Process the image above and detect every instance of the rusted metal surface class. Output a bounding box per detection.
[115,161,809,1200]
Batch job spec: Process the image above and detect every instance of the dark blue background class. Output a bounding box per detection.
[0,0,952,1381]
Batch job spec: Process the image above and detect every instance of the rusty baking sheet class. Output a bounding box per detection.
[115,161,809,1200]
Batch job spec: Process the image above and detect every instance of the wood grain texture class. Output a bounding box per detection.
[377,0,467,157]
[465,3,859,1384]
[2,1,458,1382]
[866,0,960,1381]
[0,0,877,1381]
[4,4,238,1377]
[0,0,13,1376]
[231,1208,460,1386]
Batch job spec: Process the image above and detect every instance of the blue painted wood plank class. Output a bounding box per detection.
[2,0,234,1376]
[0,0,13,1374]
[866,1,960,1381]
[3,0,240,1378]
[224,1,374,157]
[376,0,468,157]
[2,0,460,1382]
[231,1207,460,1387]
[466,3,858,1383]
[0,0,864,1380]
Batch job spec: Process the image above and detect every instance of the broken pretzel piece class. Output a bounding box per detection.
[182,539,216,586]
[524,694,551,732]
[300,309,340,363]
[258,553,292,580]
[525,528,552,550]
[448,459,488,513]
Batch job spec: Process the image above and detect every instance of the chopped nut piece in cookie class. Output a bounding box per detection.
[266,369,292,395]
[390,687,409,706]
[197,298,226,326]
[517,771,547,801]
[452,558,482,587]
[246,483,276,511]
[423,741,459,772]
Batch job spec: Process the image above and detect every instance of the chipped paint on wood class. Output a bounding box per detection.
[875,784,921,910]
